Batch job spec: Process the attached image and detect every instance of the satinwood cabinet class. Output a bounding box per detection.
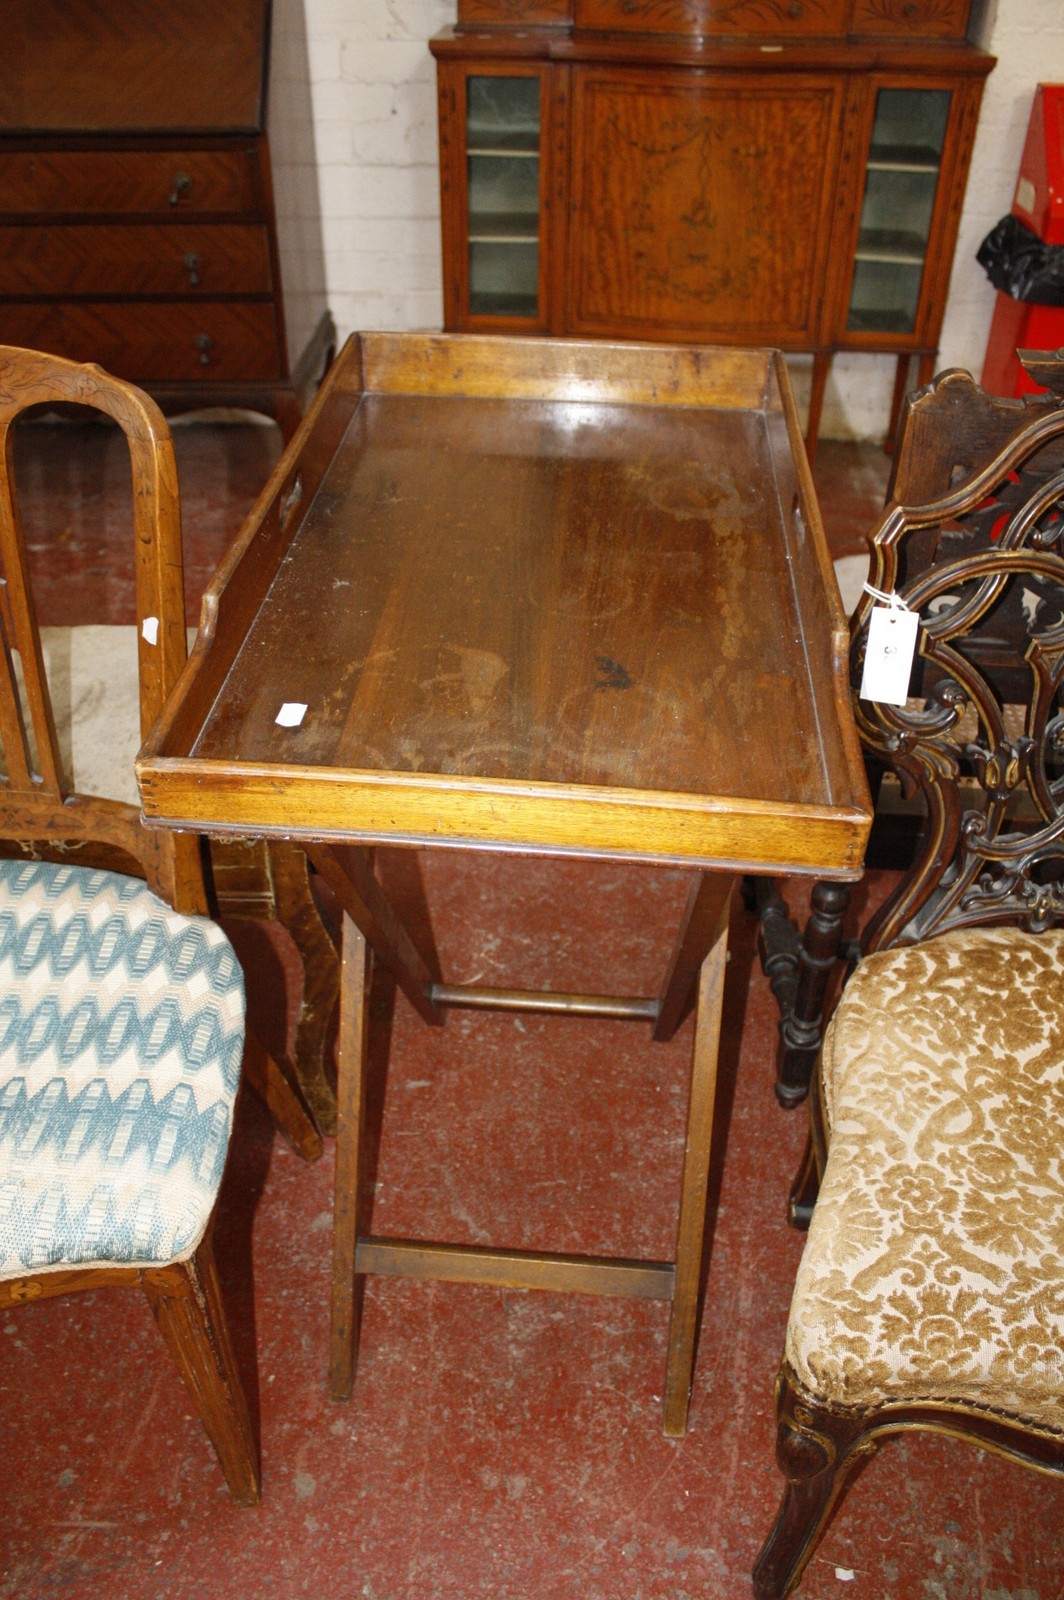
[0,0,333,440]
[431,1,994,450]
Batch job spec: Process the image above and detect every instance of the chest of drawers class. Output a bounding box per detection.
[0,0,332,440]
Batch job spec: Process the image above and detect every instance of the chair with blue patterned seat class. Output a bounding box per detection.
[0,344,318,1504]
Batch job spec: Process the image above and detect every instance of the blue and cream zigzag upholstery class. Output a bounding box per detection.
[0,861,245,1277]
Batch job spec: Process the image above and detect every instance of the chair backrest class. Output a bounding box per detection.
[0,345,205,914]
[851,351,1064,957]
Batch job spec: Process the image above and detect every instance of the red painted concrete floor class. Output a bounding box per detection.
[3,417,1063,1600]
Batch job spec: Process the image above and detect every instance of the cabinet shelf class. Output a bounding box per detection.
[470,219,540,242]
[855,229,929,265]
[867,143,942,172]
[468,141,539,158]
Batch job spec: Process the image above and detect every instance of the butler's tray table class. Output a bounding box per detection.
[137,331,871,1438]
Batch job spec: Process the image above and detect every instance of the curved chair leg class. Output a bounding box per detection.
[267,841,340,1134]
[787,1135,820,1230]
[210,837,340,1134]
[753,1368,873,1600]
[776,881,851,1107]
[242,1025,324,1162]
[142,1235,261,1506]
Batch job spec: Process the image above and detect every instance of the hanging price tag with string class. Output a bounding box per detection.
[858,585,919,706]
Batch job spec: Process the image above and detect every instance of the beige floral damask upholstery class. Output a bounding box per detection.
[785,926,1064,1436]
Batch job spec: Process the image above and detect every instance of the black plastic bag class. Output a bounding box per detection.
[977,214,1064,305]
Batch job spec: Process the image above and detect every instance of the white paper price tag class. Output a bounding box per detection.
[275,702,307,728]
[859,603,919,706]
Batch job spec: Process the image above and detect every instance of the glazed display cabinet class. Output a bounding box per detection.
[431,1,994,450]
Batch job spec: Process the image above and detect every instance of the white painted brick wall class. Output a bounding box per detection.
[301,0,1064,439]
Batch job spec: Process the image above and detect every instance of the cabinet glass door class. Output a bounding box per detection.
[847,88,950,336]
[466,76,541,319]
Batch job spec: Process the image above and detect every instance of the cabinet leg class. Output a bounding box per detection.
[805,353,831,463]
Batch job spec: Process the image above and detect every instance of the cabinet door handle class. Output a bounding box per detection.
[195,333,214,366]
[788,2,804,15]
[169,172,192,206]
[183,252,201,286]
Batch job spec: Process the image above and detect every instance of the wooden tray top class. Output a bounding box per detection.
[138,333,870,874]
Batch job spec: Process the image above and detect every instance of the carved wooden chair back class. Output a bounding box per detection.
[753,355,1064,1597]
[850,358,1064,957]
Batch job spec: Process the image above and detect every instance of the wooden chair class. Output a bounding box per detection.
[755,355,1064,1105]
[751,355,1064,1598]
[0,346,317,1503]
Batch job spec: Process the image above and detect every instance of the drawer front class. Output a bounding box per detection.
[0,224,273,296]
[0,301,283,382]
[572,0,850,35]
[0,148,261,216]
[850,0,971,36]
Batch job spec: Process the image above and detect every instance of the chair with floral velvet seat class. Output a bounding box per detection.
[752,355,1064,1598]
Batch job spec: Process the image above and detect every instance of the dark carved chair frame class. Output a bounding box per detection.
[755,352,1064,1106]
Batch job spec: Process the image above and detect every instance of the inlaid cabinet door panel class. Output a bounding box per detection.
[567,69,843,344]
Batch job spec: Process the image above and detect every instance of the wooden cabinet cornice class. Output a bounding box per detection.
[431,1,994,451]
[0,0,334,440]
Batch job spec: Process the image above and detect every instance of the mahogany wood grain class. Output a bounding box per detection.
[0,0,267,133]
[0,149,263,216]
[0,0,332,435]
[328,917,370,1402]
[0,224,273,298]
[851,0,972,36]
[139,330,871,1437]
[573,0,851,38]
[140,334,869,875]
[142,1239,262,1508]
[1,303,283,385]
[662,890,731,1437]
[454,0,975,30]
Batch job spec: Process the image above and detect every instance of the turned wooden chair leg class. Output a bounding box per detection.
[753,1369,871,1600]
[142,1234,261,1507]
[776,881,851,1107]
[661,908,729,1438]
[329,915,371,1401]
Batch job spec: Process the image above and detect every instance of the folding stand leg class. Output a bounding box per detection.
[657,873,734,1437]
[329,916,370,1400]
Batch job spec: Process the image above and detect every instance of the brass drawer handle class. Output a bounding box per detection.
[184,252,201,286]
[788,1,804,15]
[195,332,213,366]
[169,172,192,206]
